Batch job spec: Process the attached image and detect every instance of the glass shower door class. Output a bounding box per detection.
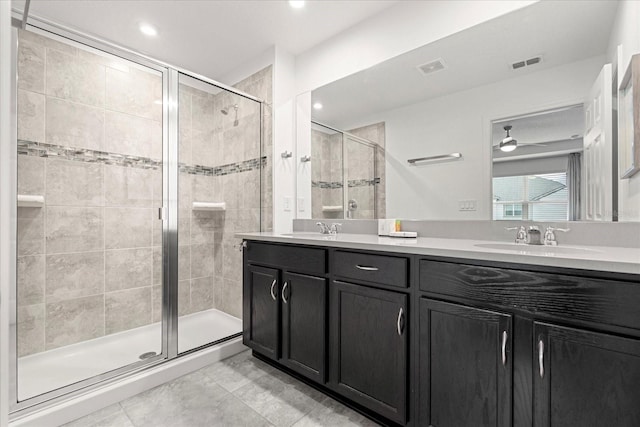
[345,136,377,219]
[310,122,344,219]
[176,73,262,353]
[15,28,166,402]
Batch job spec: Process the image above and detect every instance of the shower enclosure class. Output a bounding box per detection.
[310,121,379,219]
[9,21,266,412]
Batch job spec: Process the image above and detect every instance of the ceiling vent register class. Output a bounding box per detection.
[417,58,447,75]
[511,55,543,70]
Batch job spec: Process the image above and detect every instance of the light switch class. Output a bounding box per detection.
[297,198,305,212]
[284,197,292,212]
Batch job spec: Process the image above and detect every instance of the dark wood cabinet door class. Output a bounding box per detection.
[330,281,408,425]
[243,265,279,359]
[533,322,640,427]
[419,298,512,427]
[281,272,327,383]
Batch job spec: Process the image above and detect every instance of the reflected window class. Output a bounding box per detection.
[493,173,568,221]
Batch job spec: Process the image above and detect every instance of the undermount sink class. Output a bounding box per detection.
[474,243,601,255]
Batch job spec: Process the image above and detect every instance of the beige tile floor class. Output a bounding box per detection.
[63,351,380,427]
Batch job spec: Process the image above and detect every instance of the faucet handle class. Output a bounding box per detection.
[543,226,570,246]
[546,227,570,233]
[329,223,342,234]
[316,222,329,234]
[506,226,527,244]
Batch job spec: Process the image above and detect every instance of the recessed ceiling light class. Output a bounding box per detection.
[313,102,323,110]
[139,23,158,37]
[289,1,305,9]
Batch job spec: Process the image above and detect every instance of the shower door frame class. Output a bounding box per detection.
[7,14,264,417]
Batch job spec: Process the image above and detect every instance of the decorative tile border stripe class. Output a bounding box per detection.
[17,140,266,176]
[312,181,343,189]
[348,178,380,188]
[18,140,162,170]
[312,178,380,189]
[179,157,267,177]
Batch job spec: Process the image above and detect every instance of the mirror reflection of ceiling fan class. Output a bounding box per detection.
[495,125,549,152]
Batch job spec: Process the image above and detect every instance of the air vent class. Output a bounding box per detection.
[511,55,543,70]
[417,58,446,75]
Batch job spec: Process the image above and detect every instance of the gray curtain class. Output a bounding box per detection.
[567,152,581,220]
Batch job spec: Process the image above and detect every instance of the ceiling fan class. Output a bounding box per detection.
[494,125,548,152]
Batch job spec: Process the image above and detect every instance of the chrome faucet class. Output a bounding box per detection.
[543,226,570,246]
[525,226,542,245]
[506,226,527,244]
[316,222,342,235]
[316,222,331,234]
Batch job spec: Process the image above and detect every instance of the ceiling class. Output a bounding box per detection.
[311,0,618,128]
[14,0,398,80]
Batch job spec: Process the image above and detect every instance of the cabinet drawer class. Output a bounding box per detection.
[246,241,326,275]
[420,259,640,331]
[333,250,408,288]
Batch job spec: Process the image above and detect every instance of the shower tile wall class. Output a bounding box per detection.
[311,130,343,219]
[348,123,386,219]
[16,30,162,357]
[177,65,271,322]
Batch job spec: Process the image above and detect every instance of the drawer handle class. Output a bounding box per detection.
[270,279,277,301]
[538,339,545,379]
[501,330,507,366]
[356,265,379,271]
[282,281,289,304]
[397,307,404,336]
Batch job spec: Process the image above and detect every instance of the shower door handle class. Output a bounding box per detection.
[269,279,277,301]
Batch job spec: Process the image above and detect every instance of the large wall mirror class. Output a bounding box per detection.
[296,0,639,222]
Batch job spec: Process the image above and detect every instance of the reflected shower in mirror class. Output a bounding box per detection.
[309,122,384,220]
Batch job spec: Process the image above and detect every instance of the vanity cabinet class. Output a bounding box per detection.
[418,258,640,427]
[419,299,512,427]
[242,239,640,427]
[243,242,328,383]
[281,271,327,382]
[244,265,280,359]
[533,322,640,427]
[330,280,408,425]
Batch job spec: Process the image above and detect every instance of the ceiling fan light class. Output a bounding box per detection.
[500,139,517,152]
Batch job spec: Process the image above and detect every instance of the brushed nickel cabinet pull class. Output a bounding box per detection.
[282,281,289,304]
[501,331,508,366]
[356,265,379,271]
[397,307,404,336]
[270,279,277,301]
[538,339,545,378]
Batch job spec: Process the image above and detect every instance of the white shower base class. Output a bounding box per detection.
[18,308,242,400]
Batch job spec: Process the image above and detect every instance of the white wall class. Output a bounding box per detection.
[272,46,297,233]
[216,46,276,88]
[0,1,13,424]
[294,0,536,93]
[343,56,604,220]
[608,0,640,221]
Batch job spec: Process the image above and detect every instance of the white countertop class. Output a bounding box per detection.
[236,232,640,275]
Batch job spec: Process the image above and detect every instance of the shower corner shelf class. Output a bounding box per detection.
[17,194,45,207]
[192,201,226,211]
[322,205,344,212]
